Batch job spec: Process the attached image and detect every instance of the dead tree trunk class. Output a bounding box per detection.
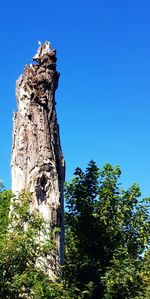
[11,41,65,277]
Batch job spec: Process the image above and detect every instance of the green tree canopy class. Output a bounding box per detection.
[0,161,150,299]
[64,161,150,299]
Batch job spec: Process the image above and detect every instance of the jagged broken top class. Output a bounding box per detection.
[16,41,59,114]
[33,41,57,64]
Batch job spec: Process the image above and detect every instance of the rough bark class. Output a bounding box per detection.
[11,41,65,277]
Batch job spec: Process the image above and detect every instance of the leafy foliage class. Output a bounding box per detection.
[64,161,150,298]
[0,191,73,298]
[0,182,11,238]
[0,161,150,298]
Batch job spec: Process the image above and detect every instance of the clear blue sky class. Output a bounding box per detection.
[0,0,150,198]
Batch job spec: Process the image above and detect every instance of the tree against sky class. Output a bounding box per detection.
[64,161,150,299]
[1,1,150,199]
